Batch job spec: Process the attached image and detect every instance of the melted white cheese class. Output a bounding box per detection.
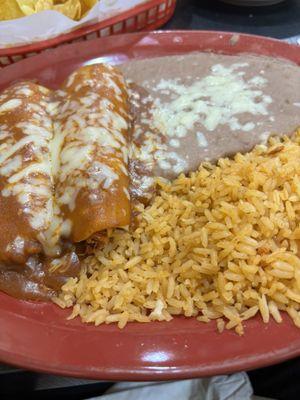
[169,139,180,148]
[38,203,64,257]
[123,187,130,200]
[16,87,33,97]
[83,126,121,149]
[196,132,208,147]
[132,62,274,176]
[5,236,25,255]
[0,90,55,234]
[0,99,22,113]
[7,162,50,184]
[88,162,119,190]
[56,71,129,212]
[50,121,65,179]
[0,155,22,176]
[152,63,271,136]
[0,71,129,254]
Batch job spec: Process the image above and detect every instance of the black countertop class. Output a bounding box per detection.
[165,0,300,39]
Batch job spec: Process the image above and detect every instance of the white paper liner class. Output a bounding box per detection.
[0,0,147,49]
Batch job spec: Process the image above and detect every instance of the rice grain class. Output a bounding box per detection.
[54,130,300,334]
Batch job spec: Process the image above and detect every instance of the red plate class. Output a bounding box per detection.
[0,31,300,380]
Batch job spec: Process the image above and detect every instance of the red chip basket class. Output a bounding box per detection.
[0,0,176,67]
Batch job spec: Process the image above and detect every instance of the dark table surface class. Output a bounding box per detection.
[1,1,300,398]
[166,0,300,39]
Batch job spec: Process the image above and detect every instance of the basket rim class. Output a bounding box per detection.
[0,0,175,57]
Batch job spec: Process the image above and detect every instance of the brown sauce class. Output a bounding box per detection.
[0,247,80,300]
[128,82,160,204]
[0,87,154,300]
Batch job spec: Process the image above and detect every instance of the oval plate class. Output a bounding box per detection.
[0,31,300,380]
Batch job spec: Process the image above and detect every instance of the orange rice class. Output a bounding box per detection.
[54,130,300,335]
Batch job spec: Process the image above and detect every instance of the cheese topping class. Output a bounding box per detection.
[131,63,273,176]
[0,85,55,232]
[88,162,119,190]
[5,236,25,255]
[56,69,129,212]
[196,132,208,147]
[151,63,272,137]
[0,67,130,259]
[0,99,22,113]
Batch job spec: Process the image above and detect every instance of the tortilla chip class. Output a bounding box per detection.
[80,0,97,17]
[1,0,95,21]
[53,0,81,20]
[0,0,24,20]
[16,0,37,15]
[35,0,54,12]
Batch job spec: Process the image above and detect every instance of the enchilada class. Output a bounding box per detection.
[55,64,131,243]
[0,64,133,299]
[0,81,56,264]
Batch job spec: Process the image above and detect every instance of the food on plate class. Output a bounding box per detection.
[0,0,97,21]
[55,64,131,243]
[0,81,54,265]
[55,131,300,334]
[0,81,80,299]
[0,63,132,299]
[0,53,300,333]
[120,53,300,179]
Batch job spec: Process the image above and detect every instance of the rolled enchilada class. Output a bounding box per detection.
[0,81,56,264]
[0,63,132,299]
[54,63,131,243]
[0,64,131,262]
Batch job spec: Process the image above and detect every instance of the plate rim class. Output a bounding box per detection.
[0,30,300,380]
